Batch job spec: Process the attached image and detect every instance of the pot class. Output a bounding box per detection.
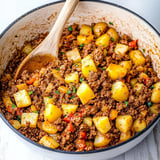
[0,1,160,160]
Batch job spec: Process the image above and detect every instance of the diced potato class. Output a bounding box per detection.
[46,83,54,93]
[31,105,37,112]
[129,50,145,66]
[109,109,118,120]
[111,81,129,102]
[39,135,59,149]
[83,117,92,127]
[133,83,144,95]
[93,116,111,134]
[119,61,132,72]
[65,72,79,84]
[66,48,81,63]
[33,80,39,87]
[139,72,148,79]
[140,110,148,117]
[2,96,12,108]
[10,120,21,129]
[151,82,160,103]
[58,86,68,93]
[21,113,38,128]
[103,49,107,56]
[62,104,78,115]
[40,67,47,76]
[49,133,60,141]
[77,35,94,45]
[14,89,31,108]
[22,43,33,54]
[107,28,119,42]
[106,63,127,80]
[52,69,64,81]
[82,55,97,77]
[16,83,28,90]
[94,132,111,147]
[149,104,160,114]
[43,97,55,106]
[130,78,137,87]
[115,43,129,56]
[116,115,133,133]
[93,22,108,37]
[44,104,62,122]
[77,82,95,105]
[42,121,57,134]
[80,24,92,36]
[132,118,146,132]
[120,131,131,142]
[95,34,110,48]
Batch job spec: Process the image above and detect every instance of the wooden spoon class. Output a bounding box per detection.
[15,0,79,79]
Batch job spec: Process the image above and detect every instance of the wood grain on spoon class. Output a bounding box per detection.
[15,0,79,79]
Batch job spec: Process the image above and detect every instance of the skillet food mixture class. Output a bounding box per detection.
[0,22,160,151]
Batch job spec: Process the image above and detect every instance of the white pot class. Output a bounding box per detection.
[0,1,160,160]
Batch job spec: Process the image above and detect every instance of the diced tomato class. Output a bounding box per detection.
[67,123,74,132]
[76,139,86,149]
[26,74,38,85]
[63,113,73,122]
[7,106,15,113]
[144,77,150,84]
[16,108,22,116]
[128,40,138,48]
[79,131,87,140]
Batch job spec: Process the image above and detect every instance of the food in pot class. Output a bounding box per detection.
[0,22,160,152]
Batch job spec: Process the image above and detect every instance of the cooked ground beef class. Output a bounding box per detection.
[0,22,159,152]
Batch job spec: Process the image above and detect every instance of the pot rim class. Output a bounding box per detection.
[0,0,160,155]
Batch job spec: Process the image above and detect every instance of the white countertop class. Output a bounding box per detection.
[0,0,160,160]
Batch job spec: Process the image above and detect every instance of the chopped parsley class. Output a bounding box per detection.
[73,86,76,93]
[17,115,21,122]
[48,96,52,99]
[64,114,67,118]
[70,96,75,100]
[55,90,60,94]
[92,26,94,31]
[79,44,84,50]
[75,64,79,67]
[33,111,39,113]
[111,37,114,42]
[67,90,72,94]
[68,26,72,31]
[11,103,16,108]
[147,102,152,107]
[101,67,105,71]
[57,67,60,71]
[142,49,145,52]
[80,76,84,82]
[150,85,154,89]
[28,91,33,95]
[103,44,105,47]
[125,101,128,107]
[144,71,147,74]
[61,52,64,55]
[109,22,113,25]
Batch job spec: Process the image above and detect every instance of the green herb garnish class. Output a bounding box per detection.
[150,86,154,89]
[142,49,145,52]
[79,44,84,50]
[11,103,16,108]
[33,111,38,113]
[64,114,67,118]
[111,37,114,42]
[48,96,52,99]
[92,26,94,31]
[147,102,152,107]
[17,115,21,122]
[80,76,84,82]
[103,44,105,47]
[73,86,76,93]
[125,101,128,107]
[101,67,105,71]
[109,22,113,25]
[70,96,75,100]
[75,64,79,67]
[67,90,72,94]
[55,90,60,94]
[61,52,64,55]
[57,67,60,71]
[28,91,33,95]
[144,71,147,74]
[68,26,72,31]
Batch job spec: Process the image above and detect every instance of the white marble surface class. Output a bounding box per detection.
[0,0,160,160]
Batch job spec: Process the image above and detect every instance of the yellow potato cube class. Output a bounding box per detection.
[22,43,33,54]
[49,133,60,141]
[115,43,129,56]
[120,131,131,142]
[77,82,95,105]
[106,63,127,80]
[111,81,129,102]
[130,78,138,87]
[133,83,144,95]
[16,83,28,90]
[95,34,110,48]
[65,72,79,84]
[66,48,81,63]
[77,35,94,45]
[133,118,146,132]
[151,82,160,103]
[52,69,64,81]
[44,104,62,122]
[129,50,145,66]
[21,113,38,128]
[149,104,160,114]
[119,61,132,72]
[93,116,111,134]
[116,115,133,133]
[14,90,31,108]
[94,132,111,147]
[83,117,92,127]
[139,72,148,79]
[80,24,92,36]
[46,83,54,93]
[39,135,59,149]
[43,97,55,106]
[107,28,119,42]
[33,80,39,87]
[10,120,21,129]
[2,96,12,108]
[82,55,97,77]
[58,86,68,93]
[62,104,78,115]
[93,22,108,37]
[42,121,57,134]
